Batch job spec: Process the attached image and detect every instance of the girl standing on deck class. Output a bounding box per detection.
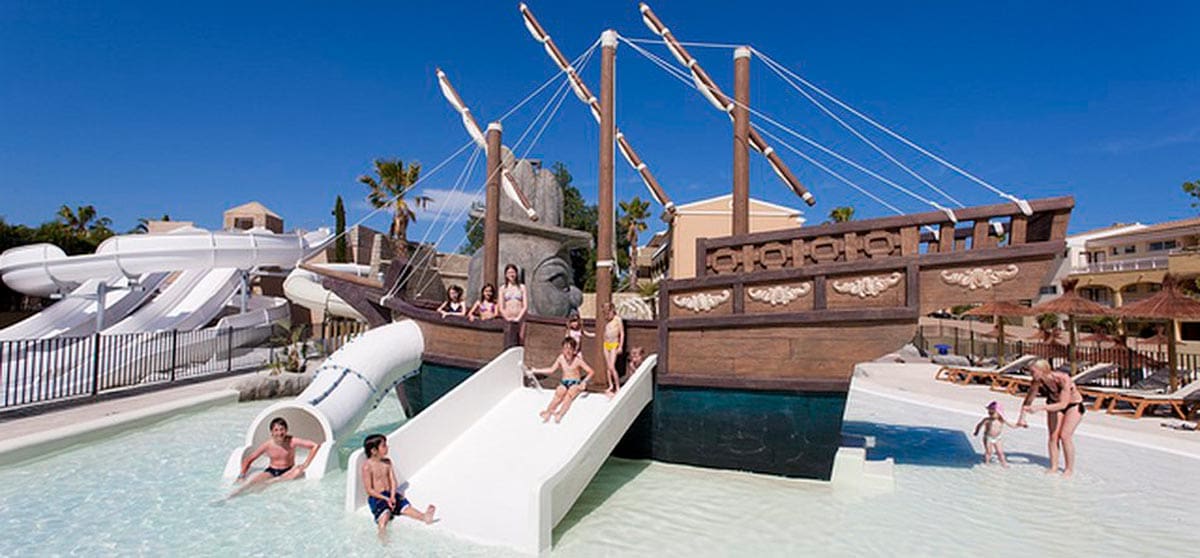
[600,303,624,398]
[469,284,499,321]
[500,264,528,343]
[1016,358,1085,478]
[437,285,467,318]
[564,311,593,345]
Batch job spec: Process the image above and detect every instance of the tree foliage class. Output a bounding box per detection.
[359,158,431,258]
[618,197,651,290]
[1184,179,1200,210]
[332,195,348,263]
[828,206,855,223]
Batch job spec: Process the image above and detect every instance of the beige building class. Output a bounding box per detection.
[1069,216,1200,341]
[223,201,284,234]
[650,194,805,280]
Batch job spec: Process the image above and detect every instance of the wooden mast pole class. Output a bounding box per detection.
[484,122,502,290]
[732,46,751,236]
[595,30,617,378]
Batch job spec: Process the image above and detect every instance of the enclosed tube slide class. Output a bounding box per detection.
[282,264,371,322]
[223,320,424,481]
[0,227,330,297]
[343,348,656,555]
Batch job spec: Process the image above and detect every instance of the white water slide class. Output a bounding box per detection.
[0,273,169,341]
[282,264,370,322]
[102,269,242,335]
[223,320,425,481]
[343,348,655,555]
[0,227,330,298]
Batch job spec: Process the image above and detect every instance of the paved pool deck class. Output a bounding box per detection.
[0,375,246,443]
[852,362,1200,459]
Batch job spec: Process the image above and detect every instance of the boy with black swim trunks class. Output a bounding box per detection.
[229,417,320,498]
[361,434,435,542]
[531,337,595,423]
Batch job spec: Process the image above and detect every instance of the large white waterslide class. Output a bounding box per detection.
[223,320,425,481]
[0,273,169,340]
[344,348,656,555]
[0,227,329,298]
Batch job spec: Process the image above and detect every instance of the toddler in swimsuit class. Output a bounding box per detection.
[564,312,593,345]
[530,337,595,423]
[973,401,1011,467]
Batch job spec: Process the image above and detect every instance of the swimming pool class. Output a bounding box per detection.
[0,388,1195,556]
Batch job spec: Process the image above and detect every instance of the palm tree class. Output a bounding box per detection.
[359,158,432,259]
[618,197,651,291]
[131,214,171,234]
[828,206,855,223]
[56,204,112,237]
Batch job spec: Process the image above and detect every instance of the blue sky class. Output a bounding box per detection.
[2,1,1198,250]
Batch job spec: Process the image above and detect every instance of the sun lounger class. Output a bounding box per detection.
[935,355,1037,385]
[991,362,1116,395]
[1080,368,1172,410]
[1105,379,1200,420]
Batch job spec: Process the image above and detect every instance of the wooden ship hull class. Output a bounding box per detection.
[319,195,1073,479]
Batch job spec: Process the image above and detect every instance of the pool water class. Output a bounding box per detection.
[0,389,1196,556]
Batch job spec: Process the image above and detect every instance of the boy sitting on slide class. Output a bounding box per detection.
[530,337,595,423]
[229,417,320,498]
[361,434,436,542]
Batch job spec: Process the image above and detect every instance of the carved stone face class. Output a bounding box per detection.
[467,235,583,318]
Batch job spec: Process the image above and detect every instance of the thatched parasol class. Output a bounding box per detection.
[1029,279,1113,375]
[1117,275,1200,391]
[964,301,1030,365]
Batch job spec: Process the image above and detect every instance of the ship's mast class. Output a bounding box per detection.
[594,29,617,372]
[484,122,502,289]
[732,46,751,236]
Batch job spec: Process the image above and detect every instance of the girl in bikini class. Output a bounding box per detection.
[437,285,467,318]
[1017,358,1086,478]
[499,264,528,343]
[469,283,499,321]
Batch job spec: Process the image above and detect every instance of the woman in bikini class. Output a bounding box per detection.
[469,283,499,321]
[1016,358,1085,477]
[499,264,528,343]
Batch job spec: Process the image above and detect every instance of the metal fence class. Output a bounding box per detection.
[916,323,1200,389]
[0,324,274,413]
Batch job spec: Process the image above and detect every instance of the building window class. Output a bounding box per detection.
[233,217,255,230]
[1123,245,1136,254]
[1111,247,1119,256]
[1149,240,1178,252]
[1039,285,1058,295]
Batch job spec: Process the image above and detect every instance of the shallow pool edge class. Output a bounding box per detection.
[0,389,240,467]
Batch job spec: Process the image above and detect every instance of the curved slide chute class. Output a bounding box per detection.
[0,227,330,297]
[223,320,424,481]
[282,264,370,322]
[0,273,169,341]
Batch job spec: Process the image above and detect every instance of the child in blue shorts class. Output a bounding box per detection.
[361,434,435,542]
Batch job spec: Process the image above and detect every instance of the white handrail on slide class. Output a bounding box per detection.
[223,320,424,481]
[343,348,656,555]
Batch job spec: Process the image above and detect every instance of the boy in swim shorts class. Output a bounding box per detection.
[230,417,320,498]
[361,434,435,542]
[531,337,595,423]
[973,401,1010,467]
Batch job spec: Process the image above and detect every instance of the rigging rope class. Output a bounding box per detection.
[620,36,958,222]
[751,48,1031,215]
[754,51,965,209]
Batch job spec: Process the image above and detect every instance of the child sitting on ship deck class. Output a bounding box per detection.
[229,417,320,498]
[531,337,595,423]
[564,311,594,345]
[361,434,436,542]
[973,401,1011,467]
